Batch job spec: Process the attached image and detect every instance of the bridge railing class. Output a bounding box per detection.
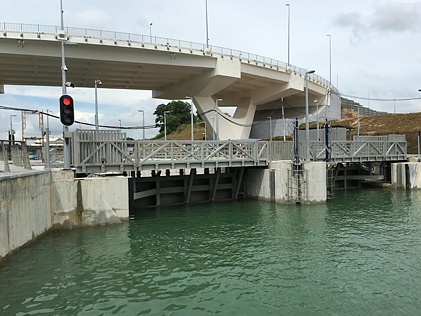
[0,22,330,87]
[72,130,270,173]
[305,135,407,162]
[71,130,407,174]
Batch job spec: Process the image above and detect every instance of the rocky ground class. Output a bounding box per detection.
[330,108,421,154]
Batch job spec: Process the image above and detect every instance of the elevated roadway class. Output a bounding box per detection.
[0,22,337,140]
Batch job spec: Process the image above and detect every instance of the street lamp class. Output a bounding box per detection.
[305,70,315,161]
[327,34,331,88]
[186,96,194,141]
[215,98,222,141]
[286,3,290,69]
[149,23,153,42]
[267,117,272,141]
[119,119,121,129]
[138,109,145,140]
[205,0,209,48]
[281,99,286,141]
[9,114,17,142]
[164,111,170,141]
[314,100,319,141]
[94,79,102,130]
[60,0,70,169]
[202,121,207,140]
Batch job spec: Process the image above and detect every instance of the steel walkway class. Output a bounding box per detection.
[71,130,407,174]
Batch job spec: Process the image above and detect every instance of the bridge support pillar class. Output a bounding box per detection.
[244,161,327,204]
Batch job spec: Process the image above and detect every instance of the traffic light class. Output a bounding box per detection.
[59,94,74,126]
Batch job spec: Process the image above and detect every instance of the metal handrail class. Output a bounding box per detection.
[0,21,330,87]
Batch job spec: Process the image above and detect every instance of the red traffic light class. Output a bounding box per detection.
[59,94,74,126]
[62,96,71,106]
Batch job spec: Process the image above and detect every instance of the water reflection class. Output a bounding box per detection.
[1,191,421,314]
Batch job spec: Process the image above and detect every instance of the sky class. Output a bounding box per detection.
[1,0,421,141]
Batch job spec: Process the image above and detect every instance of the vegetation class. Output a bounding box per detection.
[152,101,199,139]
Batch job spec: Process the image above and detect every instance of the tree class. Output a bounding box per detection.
[153,101,197,135]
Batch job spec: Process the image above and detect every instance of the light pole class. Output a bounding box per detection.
[305,70,315,161]
[138,109,145,140]
[314,100,319,141]
[9,114,17,142]
[94,79,102,130]
[267,117,272,141]
[45,110,50,169]
[286,3,290,69]
[60,0,70,169]
[327,34,331,88]
[357,104,360,136]
[205,0,209,48]
[149,23,153,42]
[215,98,222,140]
[164,111,170,141]
[119,119,121,129]
[186,97,194,141]
[282,99,286,141]
[202,121,207,140]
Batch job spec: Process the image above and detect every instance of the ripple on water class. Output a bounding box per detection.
[1,191,421,314]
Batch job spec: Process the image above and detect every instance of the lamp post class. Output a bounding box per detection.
[164,111,170,141]
[357,103,360,136]
[94,79,102,130]
[45,110,50,169]
[286,3,290,69]
[202,121,207,140]
[138,110,145,140]
[314,100,319,141]
[149,23,153,42]
[305,70,315,161]
[215,98,222,141]
[327,34,331,88]
[9,114,17,142]
[186,97,194,141]
[60,0,70,169]
[267,117,272,141]
[282,99,286,141]
[205,0,209,48]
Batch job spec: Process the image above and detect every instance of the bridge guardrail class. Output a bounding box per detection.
[0,22,330,87]
[70,130,407,174]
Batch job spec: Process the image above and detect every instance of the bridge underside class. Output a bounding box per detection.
[0,27,333,140]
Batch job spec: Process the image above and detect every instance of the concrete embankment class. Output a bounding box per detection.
[0,170,129,260]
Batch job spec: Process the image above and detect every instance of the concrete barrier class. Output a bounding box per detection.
[1,170,130,260]
[244,161,326,204]
[0,171,51,259]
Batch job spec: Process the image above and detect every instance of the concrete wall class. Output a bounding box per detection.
[244,161,326,204]
[0,171,51,259]
[51,171,129,228]
[303,161,327,203]
[391,162,421,189]
[1,170,130,260]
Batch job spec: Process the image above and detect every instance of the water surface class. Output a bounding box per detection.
[1,189,421,315]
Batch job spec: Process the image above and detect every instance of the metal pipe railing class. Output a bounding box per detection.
[0,22,330,87]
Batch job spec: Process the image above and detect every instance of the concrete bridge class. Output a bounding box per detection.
[0,22,340,140]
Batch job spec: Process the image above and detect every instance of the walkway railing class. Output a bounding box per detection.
[71,131,407,174]
[72,130,270,173]
[0,22,330,87]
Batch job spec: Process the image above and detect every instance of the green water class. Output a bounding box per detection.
[1,189,421,315]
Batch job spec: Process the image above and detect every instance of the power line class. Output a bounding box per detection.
[0,104,158,130]
[338,93,421,102]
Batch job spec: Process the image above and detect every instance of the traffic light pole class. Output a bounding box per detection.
[60,0,70,169]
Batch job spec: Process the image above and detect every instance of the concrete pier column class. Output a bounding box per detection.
[392,162,421,189]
